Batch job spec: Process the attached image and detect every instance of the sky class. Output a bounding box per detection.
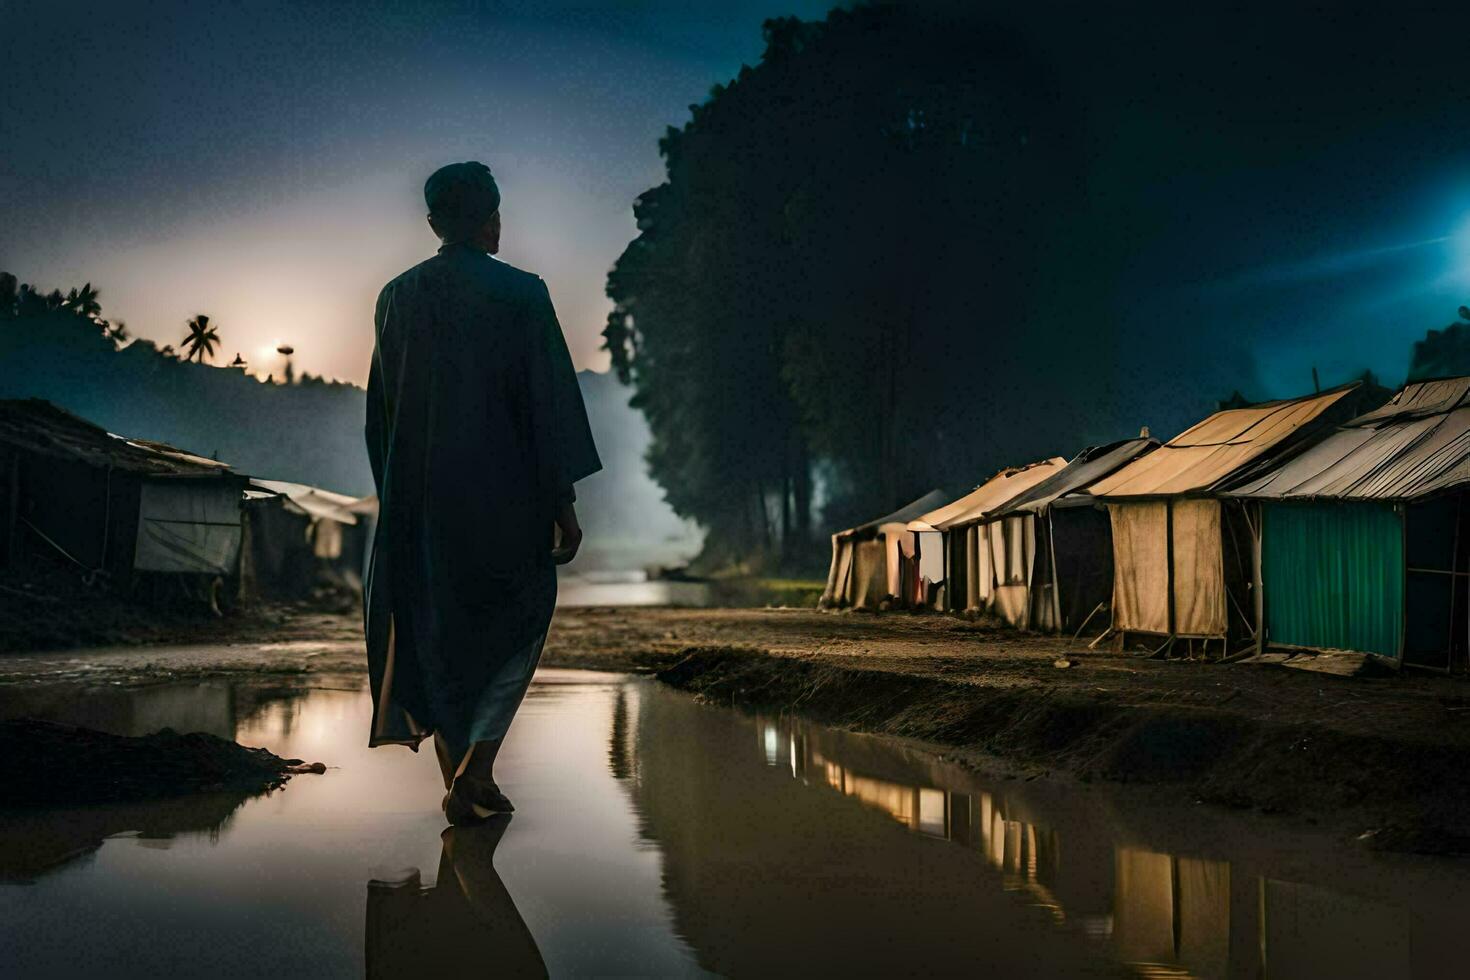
[7,3,1470,398]
[0,0,832,383]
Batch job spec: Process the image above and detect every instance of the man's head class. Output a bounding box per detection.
[424,161,501,252]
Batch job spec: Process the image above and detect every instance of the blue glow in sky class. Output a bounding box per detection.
[7,1,1470,414]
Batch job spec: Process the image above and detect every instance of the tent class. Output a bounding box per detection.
[245,479,379,599]
[820,489,948,609]
[963,437,1158,632]
[1085,384,1368,651]
[0,399,250,580]
[904,459,1068,610]
[1228,377,1470,669]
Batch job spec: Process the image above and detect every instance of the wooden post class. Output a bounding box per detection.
[1398,503,1407,670]
[1450,491,1463,672]
[1252,502,1265,656]
[1047,509,1062,631]
[1165,499,1176,638]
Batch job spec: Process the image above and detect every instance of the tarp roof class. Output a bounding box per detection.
[1087,385,1361,499]
[908,458,1068,532]
[251,478,368,525]
[1229,377,1470,501]
[0,398,238,479]
[989,437,1159,518]
[837,489,949,539]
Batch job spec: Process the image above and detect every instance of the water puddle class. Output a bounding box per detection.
[2,670,1467,977]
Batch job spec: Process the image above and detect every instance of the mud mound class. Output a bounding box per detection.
[0,719,318,806]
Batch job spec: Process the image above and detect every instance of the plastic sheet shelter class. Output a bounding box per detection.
[905,459,1068,610]
[0,399,250,580]
[1228,377,1470,669]
[963,437,1158,631]
[1086,384,1365,643]
[820,489,948,609]
[246,479,379,599]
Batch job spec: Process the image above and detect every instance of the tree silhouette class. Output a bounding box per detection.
[0,272,17,318]
[605,6,1085,565]
[180,314,220,363]
[63,283,101,320]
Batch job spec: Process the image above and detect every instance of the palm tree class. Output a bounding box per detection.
[276,343,296,384]
[180,314,220,362]
[105,320,130,345]
[63,282,102,319]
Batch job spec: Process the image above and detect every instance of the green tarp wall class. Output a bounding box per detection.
[1262,501,1402,659]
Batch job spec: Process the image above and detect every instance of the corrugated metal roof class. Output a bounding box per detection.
[838,489,950,539]
[0,399,237,478]
[990,437,1158,518]
[908,458,1068,532]
[1087,385,1359,498]
[1349,375,1470,424]
[1229,379,1470,501]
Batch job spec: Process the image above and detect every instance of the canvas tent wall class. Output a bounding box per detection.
[905,458,1068,611]
[1086,384,1366,646]
[1229,376,1470,669]
[820,489,948,609]
[0,399,249,580]
[964,437,1158,632]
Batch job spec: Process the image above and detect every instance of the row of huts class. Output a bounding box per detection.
[821,376,1470,671]
[0,399,374,604]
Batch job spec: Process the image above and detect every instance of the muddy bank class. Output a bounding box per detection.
[0,718,320,807]
[656,644,1470,854]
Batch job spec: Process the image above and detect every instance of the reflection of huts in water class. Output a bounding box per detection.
[621,683,1457,976]
[1111,847,1239,978]
[0,399,250,599]
[621,684,1115,976]
[244,478,376,600]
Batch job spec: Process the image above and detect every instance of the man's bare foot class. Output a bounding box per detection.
[443,776,514,826]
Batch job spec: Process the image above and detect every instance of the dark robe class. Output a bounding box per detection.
[364,242,601,753]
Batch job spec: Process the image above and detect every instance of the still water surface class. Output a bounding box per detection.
[3,670,1469,977]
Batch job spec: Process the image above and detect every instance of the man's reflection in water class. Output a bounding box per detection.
[365,816,546,978]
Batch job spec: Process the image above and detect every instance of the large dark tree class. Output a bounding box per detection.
[606,5,1105,568]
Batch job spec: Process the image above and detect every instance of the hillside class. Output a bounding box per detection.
[0,313,699,570]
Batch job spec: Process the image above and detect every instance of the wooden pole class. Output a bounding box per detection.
[1047,509,1062,631]
[1165,499,1176,638]
[1251,502,1265,656]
